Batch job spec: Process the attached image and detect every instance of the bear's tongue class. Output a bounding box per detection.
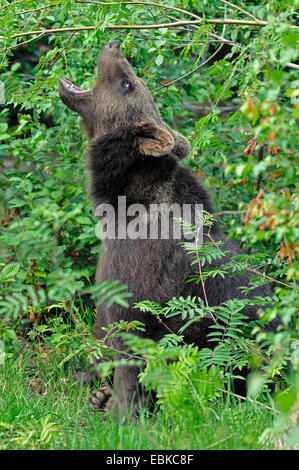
[60,78,89,93]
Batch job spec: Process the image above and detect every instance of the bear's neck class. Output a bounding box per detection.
[88,131,176,206]
[88,132,216,221]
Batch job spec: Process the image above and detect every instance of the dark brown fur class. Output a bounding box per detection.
[59,41,278,415]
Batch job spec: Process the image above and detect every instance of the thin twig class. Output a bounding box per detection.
[0,0,26,9]
[76,0,268,26]
[156,315,187,343]
[14,2,57,16]
[0,32,44,55]
[217,388,278,413]
[273,57,299,70]
[7,18,272,41]
[153,14,227,92]
[231,260,293,289]
[207,231,293,289]
[76,1,299,32]
[195,223,218,325]
[152,43,225,92]
[5,0,298,72]
[120,31,232,45]
[256,145,264,192]
[101,382,164,449]
[183,104,239,114]
[33,32,75,94]
[214,210,246,216]
[212,56,251,110]
[206,432,237,449]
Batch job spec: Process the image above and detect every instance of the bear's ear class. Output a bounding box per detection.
[134,121,175,157]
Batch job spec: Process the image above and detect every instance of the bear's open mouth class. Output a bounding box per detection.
[59,78,89,94]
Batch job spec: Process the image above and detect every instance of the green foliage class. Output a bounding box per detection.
[134,295,266,377]
[122,331,225,420]
[0,330,278,450]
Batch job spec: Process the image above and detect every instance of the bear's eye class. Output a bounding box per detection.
[121,78,133,92]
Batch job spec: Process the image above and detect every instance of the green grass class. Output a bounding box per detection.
[0,337,277,450]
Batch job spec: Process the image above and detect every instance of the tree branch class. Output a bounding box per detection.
[75,0,241,45]
[152,12,227,92]
[0,0,26,10]
[256,145,264,192]
[14,3,57,16]
[206,432,237,449]
[76,0,204,22]
[214,210,246,216]
[218,388,278,413]
[218,0,259,22]
[0,33,44,55]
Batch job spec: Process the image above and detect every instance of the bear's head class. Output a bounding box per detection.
[59,40,190,159]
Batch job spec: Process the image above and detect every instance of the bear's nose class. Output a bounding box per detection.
[106,40,121,50]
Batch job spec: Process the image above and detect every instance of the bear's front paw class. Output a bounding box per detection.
[88,386,112,410]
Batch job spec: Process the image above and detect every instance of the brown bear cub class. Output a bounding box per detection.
[59,40,277,416]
